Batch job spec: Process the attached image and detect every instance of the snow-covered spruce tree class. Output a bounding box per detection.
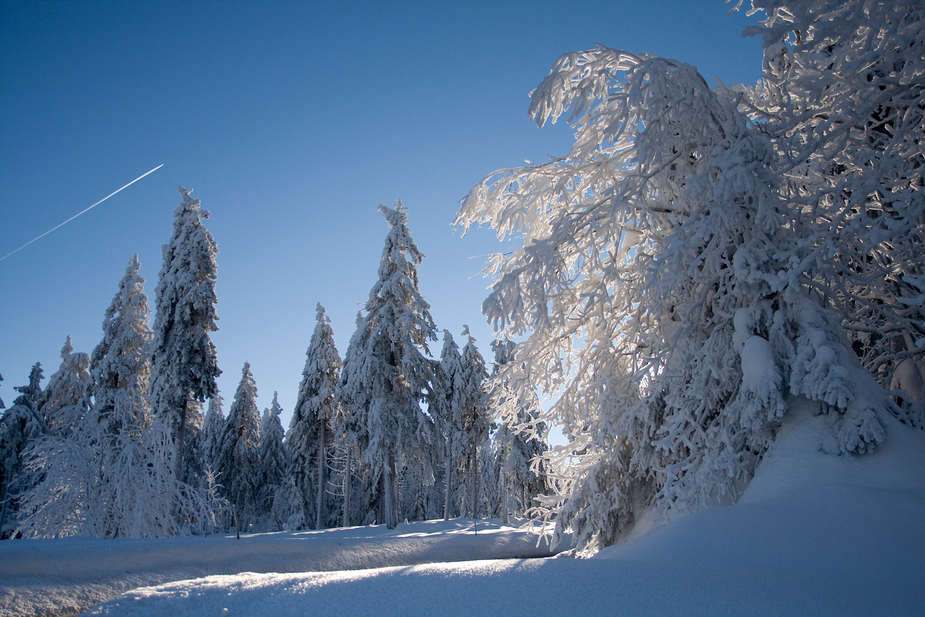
[456,3,914,553]
[151,186,221,484]
[432,330,463,520]
[289,303,341,529]
[40,338,92,438]
[741,0,925,417]
[334,311,375,527]
[88,254,157,538]
[218,363,260,537]
[491,336,548,523]
[16,340,97,537]
[17,259,219,539]
[0,364,44,537]
[256,393,287,529]
[456,327,490,519]
[337,202,437,529]
[201,393,225,476]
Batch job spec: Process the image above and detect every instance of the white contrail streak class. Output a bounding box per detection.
[0,164,164,263]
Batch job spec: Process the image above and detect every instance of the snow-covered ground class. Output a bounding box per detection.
[3,401,924,616]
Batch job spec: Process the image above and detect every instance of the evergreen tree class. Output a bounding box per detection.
[0,364,44,536]
[201,393,225,476]
[337,202,437,528]
[432,330,463,520]
[289,304,341,529]
[218,363,260,536]
[40,338,92,437]
[457,327,489,518]
[151,186,221,484]
[256,393,287,528]
[16,259,218,539]
[91,255,153,435]
[334,312,374,527]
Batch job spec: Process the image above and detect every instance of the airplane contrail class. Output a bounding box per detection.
[0,163,164,263]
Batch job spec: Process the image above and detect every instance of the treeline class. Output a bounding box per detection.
[0,189,548,539]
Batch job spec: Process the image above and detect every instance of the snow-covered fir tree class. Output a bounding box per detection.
[334,311,375,527]
[201,393,225,476]
[151,186,221,485]
[256,393,287,529]
[40,338,92,437]
[91,256,153,434]
[337,202,437,528]
[289,304,341,529]
[456,327,490,518]
[16,259,219,539]
[432,330,463,520]
[456,0,921,554]
[491,336,548,523]
[218,363,261,536]
[0,364,44,537]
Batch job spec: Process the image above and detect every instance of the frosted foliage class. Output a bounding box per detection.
[336,202,437,529]
[0,364,44,536]
[742,1,925,403]
[456,0,919,554]
[41,338,92,437]
[218,363,261,532]
[151,187,221,482]
[201,394,225,473]
[289,304,341,529]
[16,260,217,539]
[256,393,287,526]
[491,337,549,519]
[91,255,153,434]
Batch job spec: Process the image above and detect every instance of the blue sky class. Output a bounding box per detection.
[0,1,764,425]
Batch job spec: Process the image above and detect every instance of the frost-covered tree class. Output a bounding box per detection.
[40,338,92,437]
[92,256,153,434]
[16,259,218,539]
[201,393,225,475]
[337,202,437,528]
[432,330,463,520]
[333,312,374,527]
[0,364,44,536]
[491,336,548,523]
[456,327,490,518]
[256,393,287,528]
[151,186,221,484]
[741,0,925,415]
[218,363,260,536]
[456,0,918,554]
[289,304,341,529]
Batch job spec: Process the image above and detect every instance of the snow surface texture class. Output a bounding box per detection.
[2,399,921,616]
[0,519,556,616]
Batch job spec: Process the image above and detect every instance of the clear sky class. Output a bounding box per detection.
[0,1,764,427]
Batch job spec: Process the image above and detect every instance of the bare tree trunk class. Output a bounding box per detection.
[501,443,509,525]
[315,431,325,530]
[443,457,453,521]
[342,447,352,528]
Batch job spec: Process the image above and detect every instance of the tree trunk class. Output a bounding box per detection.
[315,431,325,530]
[342,447,352,528]
[443,457,453,521]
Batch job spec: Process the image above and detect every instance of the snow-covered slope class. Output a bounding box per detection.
[3,399,923,616]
